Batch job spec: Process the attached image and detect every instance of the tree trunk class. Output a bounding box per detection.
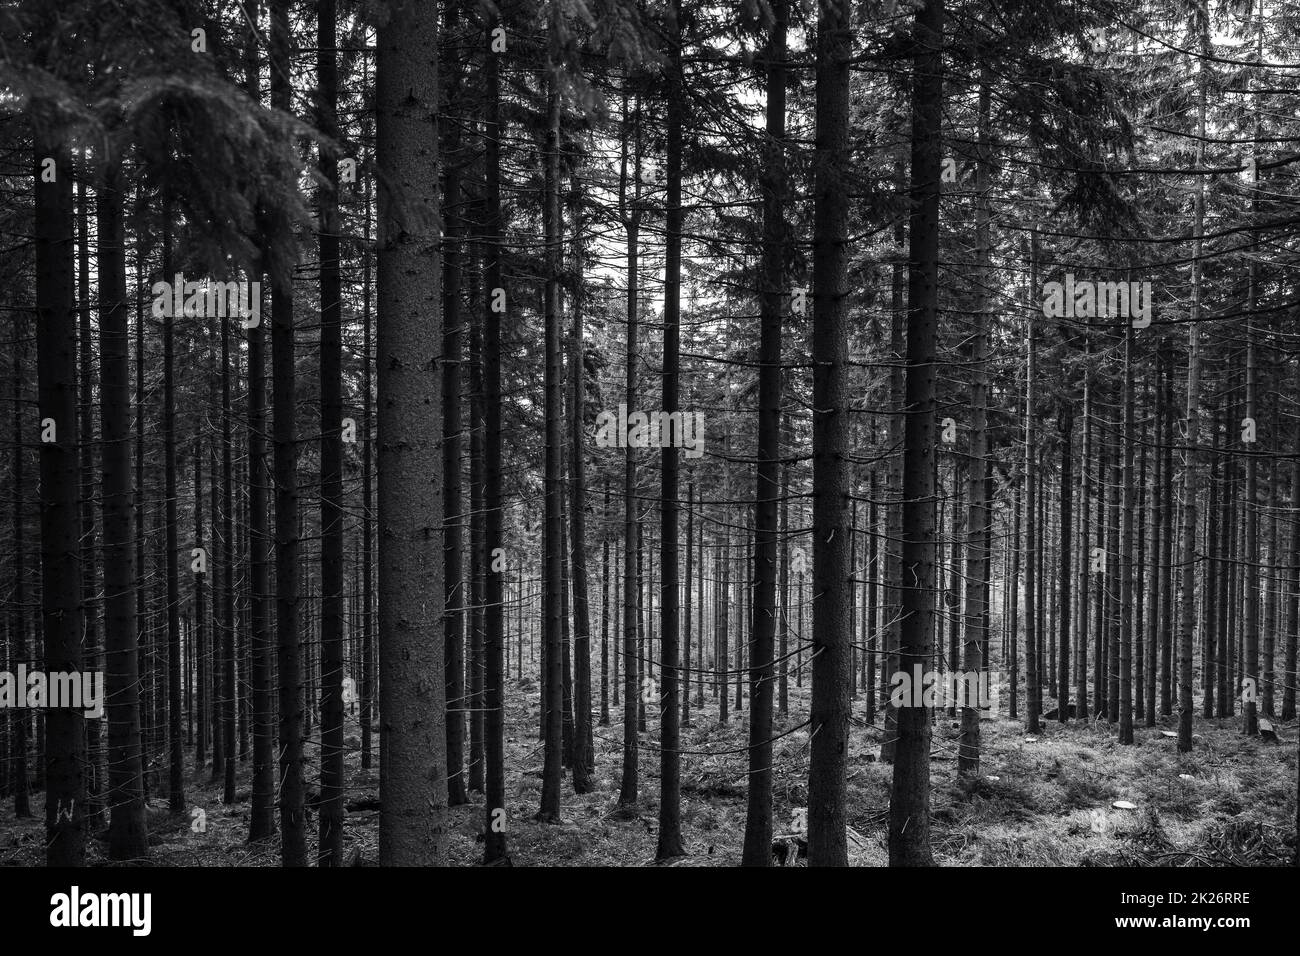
[159,208,185,814]
[35,135,86,866]
[361,164,375,771]
[807,0,854,868]
[570,176,595,795]
[271,0,306,865]
[1119,318,1136,744]
[375,0,447,863]
[618,92,642,807]
[538,32,565,822]
[961,116,991,755]
[97,163,149,859]
[741,0,785,866]
[481,2,508,860]
[1024,230,1040,735]
[888,0,943,867]
[316,0,346,865]
[10,281,30,819]
[1177,6,1208,753]
[77,177,105,829]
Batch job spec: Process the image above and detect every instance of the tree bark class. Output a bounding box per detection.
[271,0,306,865]
[98,163,149,860]
[1177,3,1208,753]
[808,0,854,868]
[481,1,508,862]
[316,0,346,865]
[375,0,447,863]
[741,0,785,866]
[35,135,86,866]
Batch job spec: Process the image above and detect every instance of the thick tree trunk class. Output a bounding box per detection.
[35,136,86,866]
[442,10,467,804]
[270,0,306,865]
[807,0,854,868]
[888,0,943,867]
[881,165,906,763]
[97,164,149,859]
[243,2,275,844]
[77,178,104,829]
[375,0,447,863]
[741,0,785,866]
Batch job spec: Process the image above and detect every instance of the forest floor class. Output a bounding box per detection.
[3,678,1297,866]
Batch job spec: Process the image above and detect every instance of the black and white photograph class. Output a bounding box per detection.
[0,0,1295,932]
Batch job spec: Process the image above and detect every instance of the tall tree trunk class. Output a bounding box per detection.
[1057,408,1073,726]
[245,0,275,843]
[654,0,687,861]
[160,209,185,814]
[1145,391,1161,726]
[683,484,693,728]
[1024,230,1040,735]
[375,0,447,863]
[361,162,376,770]
[1205,411,1221,718]
[35,134,86,866]
[220,307,236,804]
[442,5,467,804]
[538,30,565,823]
[482,9,508,853]
[270,0,306,865]
[962,194,992,758]
[316,0,346,865]
[1177,2,1208,753]
[77,177,104,829]
[570,175,595,795]
[807,0,853,868]
[741,0,785,866]
[1284,357,1300,721]
[888,0,943,867]
[247,271,274,840]
[1008,475,1021,719]
[98,163,149,859]
[1077,344,1091,721]
[618,93,642,807]
[11,286,30,818]
[603,479,613,726]
[880,163,906,763]
[1119,318,1136,744]
[1160,349,1175,716]
[1243,276,1259,737]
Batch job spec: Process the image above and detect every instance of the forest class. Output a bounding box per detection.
[1,0,1298,871]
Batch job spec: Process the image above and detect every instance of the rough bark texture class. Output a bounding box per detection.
[98,164,149,860]
[375,0,448,864]
[888,0,942,868]
[807,0,852,868]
